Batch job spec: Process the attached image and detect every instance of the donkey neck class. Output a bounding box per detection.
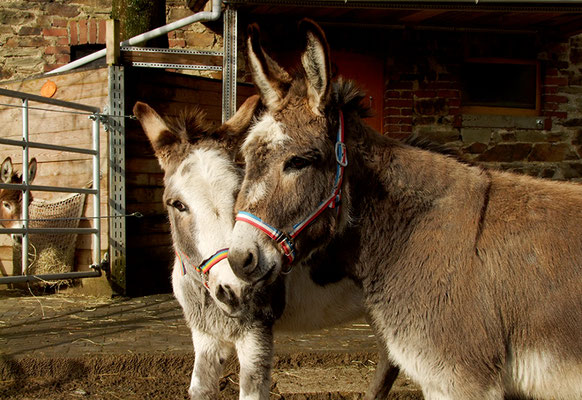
[340,122,491,282]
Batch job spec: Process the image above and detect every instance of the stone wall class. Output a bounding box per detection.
[382,30,582,181]
[0,0,222,81]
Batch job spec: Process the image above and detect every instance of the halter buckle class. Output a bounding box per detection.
[335,142,348,167]
[275,232,296,264]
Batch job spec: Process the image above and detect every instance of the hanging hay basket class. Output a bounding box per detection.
[14,192,87,286]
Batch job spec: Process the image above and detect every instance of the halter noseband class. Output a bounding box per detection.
[235,111,347,266]
[175,248,228,289]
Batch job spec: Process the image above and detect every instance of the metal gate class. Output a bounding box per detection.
[0,88,103,284]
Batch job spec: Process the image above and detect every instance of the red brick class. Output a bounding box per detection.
[414,90,436,98]
[70,21,78,45]
[98,20,106,44]
[44,46,69,55]
[543,85,558,94]
[53,19,68,27]
[449,107,461,115]
[385,124,402,133]
[89,19,97,44]
[544,76,568,86]
[385,116,413,125]
[400,108,413,116]
[386,99,413,108]
[79,20,87,44]
[545,68,559,77]
[437,90,459,99]
[43,28,68,37]
[544,95,568,103]
[384,108,402,115]
[57,37,69,45]
[55,54,71,63]
[386,90,402,99]
[544,111,568,119]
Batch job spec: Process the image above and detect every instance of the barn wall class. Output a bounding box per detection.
[0,67,109,278]
[378,30,582,181]
[0,0,222,82]
[123,68,255,296]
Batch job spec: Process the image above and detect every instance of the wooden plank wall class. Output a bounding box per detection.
[0,67,109,278]
[124,68,255,295]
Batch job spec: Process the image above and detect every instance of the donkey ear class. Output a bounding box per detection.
[222,95,262,135]
[246,24,291,110]
[28,158,37,183]
[299,19,331,114]
[133,102,180,170]
[1,157,13,183]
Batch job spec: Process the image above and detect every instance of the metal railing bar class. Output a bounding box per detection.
[0,138,98,156]
[0,269,102,284]
[1,227,98,235]
[0,88,100,113]
[130,62,222,70]
[0,183,97,195]
[121,46,223,56]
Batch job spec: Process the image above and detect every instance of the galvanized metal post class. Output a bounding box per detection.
[91,114,101,266]
[108,65,127,293]
[222,6,237,123]
[21,98,30,274]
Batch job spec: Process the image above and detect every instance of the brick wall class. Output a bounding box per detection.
[0,0,221,81]
[382,30,582,181]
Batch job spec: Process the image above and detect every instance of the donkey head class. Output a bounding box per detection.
[0,157,37,231]
[134,98,260,316]
[229,20,349,284]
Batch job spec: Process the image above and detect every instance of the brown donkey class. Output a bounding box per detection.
[228,19,582,399]
[0,157,37,232]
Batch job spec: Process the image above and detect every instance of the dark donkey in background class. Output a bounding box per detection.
[133,98,398,400]
[0,157,37,233]
[228,19,582,400]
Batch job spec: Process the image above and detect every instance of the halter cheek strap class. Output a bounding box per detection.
[235,111,347,265]
[175,248,229,289]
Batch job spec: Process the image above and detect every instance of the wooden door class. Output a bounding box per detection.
[332,51,385,133]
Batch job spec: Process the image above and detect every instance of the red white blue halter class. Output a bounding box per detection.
[236,111,347,265]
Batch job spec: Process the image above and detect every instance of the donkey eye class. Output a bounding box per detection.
[170,200,188,212]
[284,156,311,171]
[3,201,11,211]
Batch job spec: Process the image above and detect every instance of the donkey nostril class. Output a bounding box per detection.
[215,284,238,309]
[229,248,259,281]
[242,252,255,271]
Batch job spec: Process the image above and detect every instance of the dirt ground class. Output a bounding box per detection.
[0,353,422,400]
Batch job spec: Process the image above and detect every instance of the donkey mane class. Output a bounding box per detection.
[167,107,214,144]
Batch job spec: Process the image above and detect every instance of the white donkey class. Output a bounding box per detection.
[133,98,399,400]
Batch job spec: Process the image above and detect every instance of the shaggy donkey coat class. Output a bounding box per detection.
[134,99,398,400]
[228,19,582,400]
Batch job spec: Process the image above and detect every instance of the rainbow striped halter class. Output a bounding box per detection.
[235,111,347,266]
[175,248,229,289]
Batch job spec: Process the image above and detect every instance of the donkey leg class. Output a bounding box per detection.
[363,347,399,400]
[235,328,274,400]
[189,329,233,400]
[363,316,400,400]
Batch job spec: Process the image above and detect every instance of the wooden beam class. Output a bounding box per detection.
[106,19,120,66]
